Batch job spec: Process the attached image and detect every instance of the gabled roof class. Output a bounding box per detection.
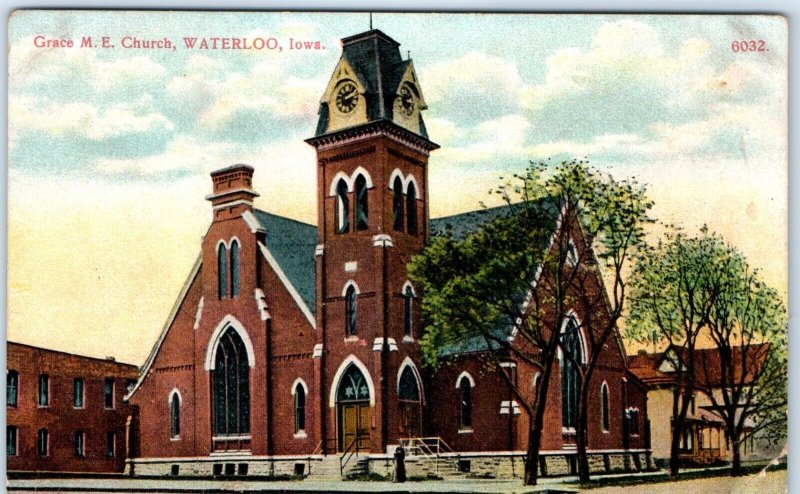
[628,344,770,388]
[428,202,559,356]
[251,209,317,314]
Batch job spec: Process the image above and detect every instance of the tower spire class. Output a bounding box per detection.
[369,13,373,30]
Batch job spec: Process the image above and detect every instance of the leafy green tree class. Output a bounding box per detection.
[695,240,787,476]
[627,228,786,477]
[409,159,651,485]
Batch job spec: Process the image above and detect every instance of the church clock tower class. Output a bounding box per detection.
[306,29,438,454]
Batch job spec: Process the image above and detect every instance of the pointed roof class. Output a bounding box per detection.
[314,29,429,139]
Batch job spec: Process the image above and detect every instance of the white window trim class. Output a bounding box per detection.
[341,280,361,297]
[291,378,309,396]
[396,357,424,404]
[456,371,475,389]
[328,355,376,407]
[600,381,610,433]
[204,315,257,371]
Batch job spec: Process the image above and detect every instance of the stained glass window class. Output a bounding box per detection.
[171,393,181,438]
[337,364,370,403]
[336,179,349,234]
[217,243,228,299]
[212,327,250,435]
[561,317,582,429]
[355,174,369,230]
[294,384,306,433]
[345,286,357,336]
[406,182,417,235]
[230,240,240,298]
[459,376,472,429]
[398,367,420,402]
[392,176,404,232]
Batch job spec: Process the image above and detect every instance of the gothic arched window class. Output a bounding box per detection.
[458,375,473,430]
[212,327,250,436]
[355,174,369,230]
[392,176,404,232]
[170,392,181,438]
[217,243,228,299]
[294,383,306,434]
[561,317,583,430]
[398,367,420,402]
[406,182,418,235]
[345,285,357,336]
[336,179,350,234]
[600,382,610,432]
[230,240,240,298]
[403,285,414,338]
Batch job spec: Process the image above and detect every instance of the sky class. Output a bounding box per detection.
[7,12,787,365]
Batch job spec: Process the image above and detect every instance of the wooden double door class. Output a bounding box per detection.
[339,402,371,452]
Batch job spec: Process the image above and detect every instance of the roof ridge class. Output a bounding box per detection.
[252,208,317,229]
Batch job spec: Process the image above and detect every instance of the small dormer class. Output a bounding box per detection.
[206,164,260,222]
[314,29,430,139]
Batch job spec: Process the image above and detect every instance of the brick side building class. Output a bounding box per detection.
[126,28,650,478]
[6,342,139,473]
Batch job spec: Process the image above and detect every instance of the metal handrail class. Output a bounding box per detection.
[339,436,361,476]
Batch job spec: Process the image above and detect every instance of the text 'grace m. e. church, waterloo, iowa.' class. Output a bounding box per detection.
[125,28,650,479]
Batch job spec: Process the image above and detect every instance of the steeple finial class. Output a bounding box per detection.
[369,13,373,30]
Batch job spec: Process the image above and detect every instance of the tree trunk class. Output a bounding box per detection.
[524,411,543,486]
[731,438,743,476]
[668,417,682,478]
[576,382,591,483]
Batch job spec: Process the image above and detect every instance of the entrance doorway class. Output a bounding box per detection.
[336,363,372,452]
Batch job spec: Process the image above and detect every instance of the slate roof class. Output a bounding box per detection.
[315,30,428,138]
[252,209,318,314]
[428,202,559,356]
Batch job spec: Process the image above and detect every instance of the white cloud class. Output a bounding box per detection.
[9,96,174,144]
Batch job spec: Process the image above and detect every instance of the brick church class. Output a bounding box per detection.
[126,29,649,478]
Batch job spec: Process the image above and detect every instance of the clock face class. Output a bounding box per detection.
[399,84,415,117]
[335,81,359,114]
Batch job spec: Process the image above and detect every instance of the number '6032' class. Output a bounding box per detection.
[731,40,767,52]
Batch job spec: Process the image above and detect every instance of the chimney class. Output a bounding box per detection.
[206,164,259,221]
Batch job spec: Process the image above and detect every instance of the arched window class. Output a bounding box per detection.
[601,382,609,432]
[212,327,250,436]
[392,176,404,232]
[406,182,418,235]
[294,383,306,434]
[230,240,240,298]
[345,285,357,336]
[458,375,473,430]
[398,366,422,436]
[37,428,48,457]
[170,392,181,438]
[7,370,18,407]
[560,317,583,430]
[38,374,49,407]
[336,179,349,234]
[355,174,369,230]
[403,285,414,338]
[217,243,228,299]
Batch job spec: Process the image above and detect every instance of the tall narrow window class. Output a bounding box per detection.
[294,383,306,434]
[458,375,473,430]
[212,327,251,436]
[355,174,369,230]
[335,179,349,234]
[106,432,116,458]
[406,182,418,235]
[7,426,17,456]
[104,378,115,409]
[345,286,357,336]
[230,240,240,298]
[75,431,85,457]
[37,428,48,457]
[403,285,414,338]
[74,378,84,408]
[38,374,49,407]
[560,317,582,430]
[600,382,609,432]
[7,370,18,407]
[170,393,181,438]
[398,366,422,436]
[392,176,404,232]
[217,243,228,299]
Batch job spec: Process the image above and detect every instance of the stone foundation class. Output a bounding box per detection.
[127,450,653,480]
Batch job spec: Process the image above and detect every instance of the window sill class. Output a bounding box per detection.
[293,431,307,439]
[170,436,181,442]
[344,336,360,343]
[402,336,414,343]
[37,405,49,409]
[602,430,610,434]
[458,428,474,434]
[73,406,85,410]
